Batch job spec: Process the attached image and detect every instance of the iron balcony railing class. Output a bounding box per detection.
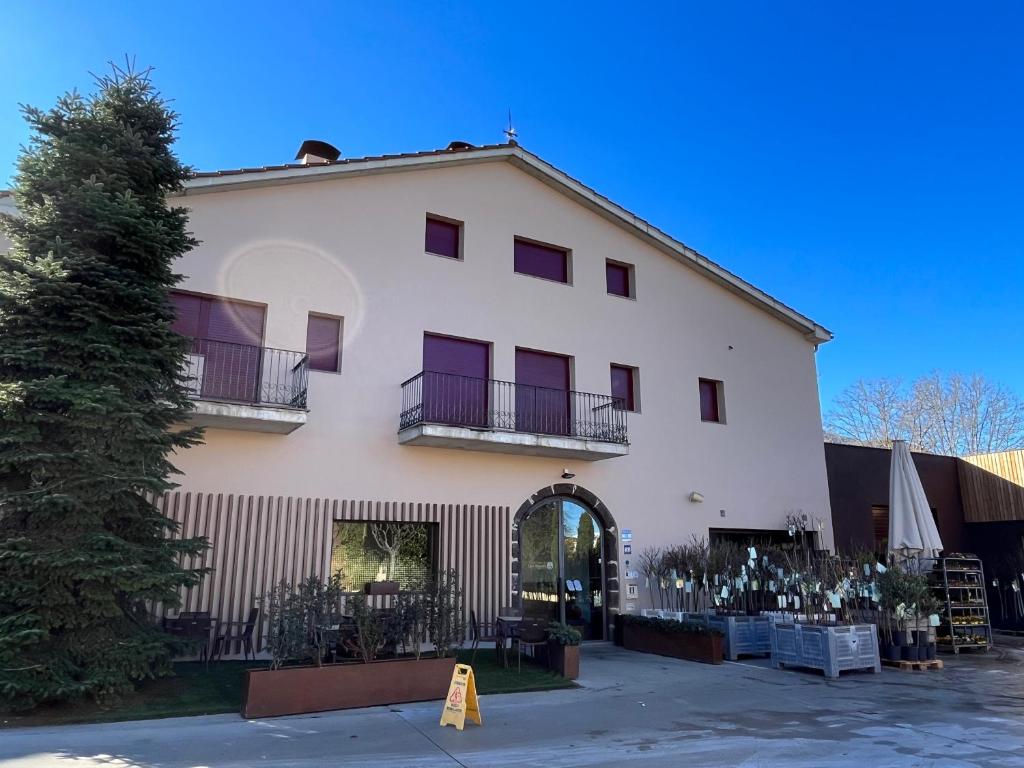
[399,370,628,444]
[180,337,309,410]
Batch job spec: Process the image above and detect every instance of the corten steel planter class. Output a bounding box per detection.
[241,655,456,719]
[622,623,723,665]
[769,623,880,679]
[549,641,580,679]
[364,581,399,596]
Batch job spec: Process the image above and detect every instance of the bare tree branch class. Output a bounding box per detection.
[825,373,1024,456]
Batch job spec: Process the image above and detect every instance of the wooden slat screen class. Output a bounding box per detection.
[958,450,1024,523]
[158,492,511,657]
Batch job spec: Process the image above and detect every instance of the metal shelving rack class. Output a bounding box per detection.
[930,555,992,654]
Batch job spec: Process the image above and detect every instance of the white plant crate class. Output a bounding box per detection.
[769,622,881,679]
[704,615,771,660]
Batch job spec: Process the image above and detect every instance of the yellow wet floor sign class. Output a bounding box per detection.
[439,664,481,730]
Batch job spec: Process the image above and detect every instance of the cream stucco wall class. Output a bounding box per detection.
[168,158,834,557]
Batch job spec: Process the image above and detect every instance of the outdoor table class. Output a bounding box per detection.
[496,615,523,667]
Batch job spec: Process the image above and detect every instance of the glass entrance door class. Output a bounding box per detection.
[519,498,605,639]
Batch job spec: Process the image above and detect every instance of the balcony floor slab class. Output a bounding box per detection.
[185,400,307,434]
[397,423,629,461]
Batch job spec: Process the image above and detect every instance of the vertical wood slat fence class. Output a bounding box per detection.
[157,492,511,657]
[959,450,1024,523]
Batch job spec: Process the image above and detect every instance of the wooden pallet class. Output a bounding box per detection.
[882,658,944,672]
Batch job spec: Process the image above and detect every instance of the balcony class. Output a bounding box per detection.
[398,371,629,461]
[180,338,309,434]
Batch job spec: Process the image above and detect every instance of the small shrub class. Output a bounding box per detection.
[547,622,582,646]
[620,615,724,637]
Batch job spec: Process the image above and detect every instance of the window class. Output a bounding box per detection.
[606,260,634,298]
[610,364,638,412]
[422,333,490,426]
[170,290,266,402]
[425,215,461,259]
[871,506,889,552]
[514,238,570,283]
[875,504,939,551]
[699,378,724,423]
[516,348,571,435]
[330,521,438,590]
[306,313,342,372]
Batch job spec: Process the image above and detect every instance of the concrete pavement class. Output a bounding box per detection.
[3,641,1024,767]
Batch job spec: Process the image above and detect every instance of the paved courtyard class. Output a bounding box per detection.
[3,640,1024,767]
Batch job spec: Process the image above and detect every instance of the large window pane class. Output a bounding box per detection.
[330,522,438,590]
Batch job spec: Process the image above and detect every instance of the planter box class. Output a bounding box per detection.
[622,622,723,665]
[364,581,399,595]
[704,614,771,660]
[548,642,580,679]
[242,655,456,718]
[769,623,880,679]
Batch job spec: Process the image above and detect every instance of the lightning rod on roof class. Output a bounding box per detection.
[503,110,518,144]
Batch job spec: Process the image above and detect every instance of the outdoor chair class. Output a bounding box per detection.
[512,620,548,673]
[214,607,259,661]
[469,609,501,666]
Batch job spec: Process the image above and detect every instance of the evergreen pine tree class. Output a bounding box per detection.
[0,64,207,708]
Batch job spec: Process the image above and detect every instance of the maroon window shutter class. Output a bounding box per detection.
[610,365,634,411]
[606,262,631,297]
[206,298,265,345]
[425,217,461,259]
[423,334,489,378]
[169,291,205,338]
[699,379,720,422]
[306,314,341,372]
[422,334,490,427]
[514,239,569,283]
[515,349,571,435]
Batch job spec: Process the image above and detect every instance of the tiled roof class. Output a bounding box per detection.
[190,142,514,179]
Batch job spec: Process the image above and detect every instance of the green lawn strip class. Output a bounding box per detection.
[454,650,576,695]
[3,651,572,728]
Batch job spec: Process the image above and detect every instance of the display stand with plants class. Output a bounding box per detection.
[547,622,582,679]
[241,569,465,719]
[930,555,992,655]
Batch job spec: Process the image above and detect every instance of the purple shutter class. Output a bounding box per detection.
[514,239,568,283]
[515,349,571,435]
[422,334,489,426]
[606,262,631,297]
[425,217,460,259]
[610,365,634,411]
[170,291,266,404]
[306,315,341,372]
[170,291,205,338]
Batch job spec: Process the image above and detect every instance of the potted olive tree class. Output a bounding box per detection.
[547,622,582,679]
[242,569,465,719]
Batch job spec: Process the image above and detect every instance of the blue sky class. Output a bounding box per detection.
[3,2,1022,411]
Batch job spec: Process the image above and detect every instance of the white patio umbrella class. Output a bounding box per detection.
[888,440,943,568]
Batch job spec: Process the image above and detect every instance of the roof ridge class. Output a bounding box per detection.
[191,142,514,178]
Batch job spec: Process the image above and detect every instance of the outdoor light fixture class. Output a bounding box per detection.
[561,469,576,479]
[689,491,704,503]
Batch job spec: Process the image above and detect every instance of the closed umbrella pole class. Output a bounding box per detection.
[888,440,944,570]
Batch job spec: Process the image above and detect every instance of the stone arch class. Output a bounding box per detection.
[510,484,620,634]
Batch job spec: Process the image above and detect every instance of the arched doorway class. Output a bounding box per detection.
[514,486,618,640]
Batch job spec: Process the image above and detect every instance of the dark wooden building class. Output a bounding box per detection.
[824,442,1024,631]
